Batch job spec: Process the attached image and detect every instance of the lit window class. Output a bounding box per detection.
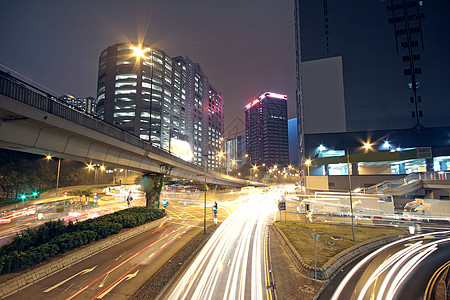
[116,74,137,80]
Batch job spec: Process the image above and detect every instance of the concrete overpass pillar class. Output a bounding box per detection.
[139,173,164,209]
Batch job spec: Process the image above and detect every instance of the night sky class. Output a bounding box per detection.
[0,0,297,137]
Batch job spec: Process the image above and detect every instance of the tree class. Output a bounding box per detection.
[139,173,164,209]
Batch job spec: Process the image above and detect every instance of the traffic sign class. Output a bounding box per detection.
[278,201,286,211]
[311,233,320,241]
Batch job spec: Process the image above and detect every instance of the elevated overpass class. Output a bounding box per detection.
[0,72,261,188]
[362,171,450,196]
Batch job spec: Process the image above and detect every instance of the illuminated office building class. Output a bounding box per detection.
[295,0,450,174]
[96,42,223,168]
[245,92,289,166]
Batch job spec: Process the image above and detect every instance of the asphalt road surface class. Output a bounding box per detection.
[158,189,283,300]
[319,230,450,300]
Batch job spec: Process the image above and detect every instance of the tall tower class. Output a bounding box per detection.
[96,43,223,169]
[245,92,289,166]
[96,42,185,151]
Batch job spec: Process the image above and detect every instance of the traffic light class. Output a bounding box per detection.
[93,192,98,199]
[162,199,168,208]
[20,194,27,200]
[32,191,39,198]
[306,203,310,212]
[213,202,218,214]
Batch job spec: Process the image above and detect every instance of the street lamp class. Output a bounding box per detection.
[217,151,227,175]
[203,154,208,235]
[46,155,61,197]
[252,165,258,181]
[133,45,154,145]
[305,159,311,195]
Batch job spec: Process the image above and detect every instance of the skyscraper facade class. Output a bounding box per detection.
[96,42,223,169]
[245,92,289,166]
[295,0,450,173]
[58,95,96,115]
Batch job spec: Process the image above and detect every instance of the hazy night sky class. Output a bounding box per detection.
[0,0,297,137]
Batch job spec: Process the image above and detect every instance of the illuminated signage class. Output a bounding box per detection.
[245,91,287,109]
[170,138,193,161]
[259,92,288,100]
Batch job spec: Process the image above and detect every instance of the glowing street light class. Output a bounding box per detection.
[46,155,61,197]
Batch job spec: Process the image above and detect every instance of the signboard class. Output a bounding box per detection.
[278,201,286,211]
[311,233,320,242]
[170,138,192,161]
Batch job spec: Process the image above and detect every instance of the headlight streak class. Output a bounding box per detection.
[383,245,437,300]
[64,220,183,300]
[375,239,448,300]
[163,191,281,300]
[331,230,450,300]
[357,241,425,300]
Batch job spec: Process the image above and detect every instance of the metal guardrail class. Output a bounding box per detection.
[0,72,205,173]
[363,171,450,194]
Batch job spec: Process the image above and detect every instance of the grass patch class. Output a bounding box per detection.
[276,222,405,268]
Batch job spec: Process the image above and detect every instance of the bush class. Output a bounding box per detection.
[0,207,166,274]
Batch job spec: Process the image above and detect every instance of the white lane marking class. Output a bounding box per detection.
[44,266,97,293]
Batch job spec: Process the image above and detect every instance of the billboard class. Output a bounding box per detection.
[170,138,192,161]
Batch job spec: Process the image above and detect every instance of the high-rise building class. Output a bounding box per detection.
[58,95,96,115]
[288,118,299,165]
[245,92,289,166]
[225,134,247,171]
[96,42,223,169]
[295,0,450,174]
[172,56,224,169]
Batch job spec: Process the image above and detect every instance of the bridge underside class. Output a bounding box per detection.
[0,95,254,188]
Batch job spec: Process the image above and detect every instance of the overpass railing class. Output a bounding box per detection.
[362,171,450,194]
[0,72,206,173]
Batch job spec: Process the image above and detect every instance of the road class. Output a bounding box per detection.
[2,188,245,300]
[159,189,283,300]
[321,230,450,300]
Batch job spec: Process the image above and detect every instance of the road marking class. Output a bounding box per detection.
[98,273,109,288]
[115,254,123,261]
[424,259,450,300]
[96,270,139,299]
[44,266,97,293]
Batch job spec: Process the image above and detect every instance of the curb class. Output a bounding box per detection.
[0,217,168,299]
[270,223,405,280]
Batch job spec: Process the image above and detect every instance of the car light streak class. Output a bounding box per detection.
[383,244,437,299]
[375,240,448,300]
[65,220,185,300]
[162,191,280,300]
[357,241,425,300]
[91,226,192,300]
[332,230,450,300]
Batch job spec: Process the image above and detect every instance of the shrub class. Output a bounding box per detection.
[0,207,165,274]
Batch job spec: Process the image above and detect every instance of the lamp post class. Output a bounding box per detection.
[347,142,372,242]
[46,155,61,197]
[134,45,153,145]
[203,154,207,235]
[218,151,227,175]
[305,159,311,196]
[346,150,356,242]
[252,165,258,181]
